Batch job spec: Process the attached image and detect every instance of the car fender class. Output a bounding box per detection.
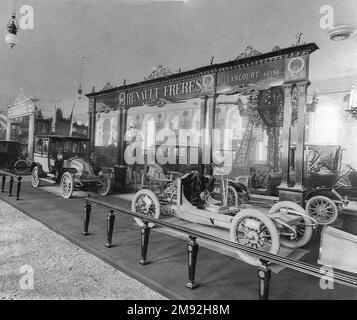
[30,162,43,174]
[305,188,340,201]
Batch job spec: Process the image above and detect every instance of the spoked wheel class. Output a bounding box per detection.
[230,209,280,266]
[227,186,239,207]
[60,172,74,199]
[31,166,41,188]
[268,201,313,249]
[306,196,338,226]
[14,159,28,175]
[97,173,111,196]
[131,189,160,228]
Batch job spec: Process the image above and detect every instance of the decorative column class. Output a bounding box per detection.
[6,120,11,140]
[91,110,97,153]
[28,113,35,161]
[294,81,310,190]
[199,96,208,174]
[203,95,217,175]
[120,107,128,164]
[278,84,293,188]
[88,98,96,152]
[87,111,93,140]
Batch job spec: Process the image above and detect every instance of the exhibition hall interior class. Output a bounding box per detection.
[0,0,357,302]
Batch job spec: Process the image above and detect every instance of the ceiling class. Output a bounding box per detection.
[0,0,356,117]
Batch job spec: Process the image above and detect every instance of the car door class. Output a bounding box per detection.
[34,137,50,172]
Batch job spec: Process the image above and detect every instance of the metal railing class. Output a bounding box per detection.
[83,197,357,299]
[0,169,23,200]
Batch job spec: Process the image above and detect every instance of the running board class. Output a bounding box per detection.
[39,178,56,184]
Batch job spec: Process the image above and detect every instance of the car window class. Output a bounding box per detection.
[72,142,79,153]
[35,139,43,153]
[81,142,88,153]
[63,141,72,153]
[51,140,63,153]
[43,139,49,154]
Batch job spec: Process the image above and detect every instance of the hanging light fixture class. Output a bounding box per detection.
[5,14,19,49]
[77,56,86,100]
[5,0,19,49]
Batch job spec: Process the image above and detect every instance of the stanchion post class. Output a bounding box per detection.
[8,176,14,197]
[16,176,22,200]
[186,235,199,290]
[1,175,6,193]
[83,195,92,236]
[139,221,150,265]
[258,260,271,300]
[105,209,115,248]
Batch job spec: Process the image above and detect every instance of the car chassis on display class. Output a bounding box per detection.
[131,167,318,266]
[30,135,111,199]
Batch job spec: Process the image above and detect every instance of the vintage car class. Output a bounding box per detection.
[229,145,350,226]
[131,164,317,266]
[0,140,26,173]
[30,135,111,199]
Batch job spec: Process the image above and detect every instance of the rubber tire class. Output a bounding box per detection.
[97,173,111,196]
[131,189,160,228]
[14,159,28,175]
[230,209,280,267]
[227,185,239,207]
[268,201,313,249]
[306,195,339,226]
[60,172,74,199]
[31,166,41,188]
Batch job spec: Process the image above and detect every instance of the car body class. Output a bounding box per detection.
[30,135,111,198]
[0,140,22,171]
[229,144,350,225]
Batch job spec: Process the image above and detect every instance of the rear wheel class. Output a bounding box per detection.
[60,172,74,199]
[230,209,280,266]
[31,166,41,188]
[97,173,111,196]
[306,196,339,226]
[268,201,313,248]
[131,189,160,228]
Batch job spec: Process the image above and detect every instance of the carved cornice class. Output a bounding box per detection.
[86,43,319,98]
[144,65,176,81]
[235,46,262,60]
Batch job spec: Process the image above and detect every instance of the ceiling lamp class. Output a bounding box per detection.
[5,14,19,49]
[326,25,356,41]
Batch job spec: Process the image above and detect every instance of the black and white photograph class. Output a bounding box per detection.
[0,0,357,306]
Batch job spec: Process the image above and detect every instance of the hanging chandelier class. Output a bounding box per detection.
[5,13,19,49]
[77,56,86,99]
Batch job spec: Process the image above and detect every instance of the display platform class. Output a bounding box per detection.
[1,179,357,300]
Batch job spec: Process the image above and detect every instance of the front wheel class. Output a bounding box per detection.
[306,196,339,226]
[60,172,74,199]
[131,189,160,228]
[97,173,111,196]
[227,186,239,207]
[230,209,280,266]
[14,159,28,175]
[31,166,41,188]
